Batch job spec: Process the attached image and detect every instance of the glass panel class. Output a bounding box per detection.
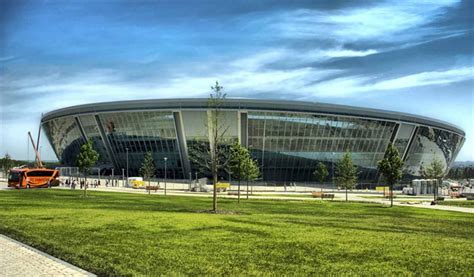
[247,111,397,183]
[404,126,464,177]
[78,115,112,167]
[99,111,183,179]
[42,116,83,166]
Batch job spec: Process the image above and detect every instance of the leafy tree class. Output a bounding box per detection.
[228,141,248,203]
[424,158,445,201]
[377,143,404,207]
[139,152,156,195]
[335,152,358,202]
[313,162,329,192]
[76,139,99,197]
[1,153,14,177]
[242,155,260,199]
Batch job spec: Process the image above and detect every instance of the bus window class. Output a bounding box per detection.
[8,172,20,182]
[26,170,55,177]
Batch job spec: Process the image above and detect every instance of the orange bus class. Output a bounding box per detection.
[8,168,60,189]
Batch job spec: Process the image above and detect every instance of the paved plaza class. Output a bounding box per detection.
[0,235,94,277]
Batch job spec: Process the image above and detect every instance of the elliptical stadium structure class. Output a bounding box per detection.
[41,99,465,183]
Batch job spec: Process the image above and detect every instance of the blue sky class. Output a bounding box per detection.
[0,0,473,161]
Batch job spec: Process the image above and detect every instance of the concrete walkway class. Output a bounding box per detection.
[344,193,474,213]
[0,235,94,277]
[51,184,474,214]
[1,181,472,213]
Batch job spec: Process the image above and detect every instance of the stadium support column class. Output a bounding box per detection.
[74,116,88,143]
[240,112,248,147]
[94,115,120,171]
[402,126,418,162]
[173,111,191,179]
[389,123,400,146]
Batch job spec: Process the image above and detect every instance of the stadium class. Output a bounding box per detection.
[41,99,465,183]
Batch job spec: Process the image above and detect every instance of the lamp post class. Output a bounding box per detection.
[122,168,125,187]
[164,157,168,195]
[125,147,129,187]
[332,152,335,190]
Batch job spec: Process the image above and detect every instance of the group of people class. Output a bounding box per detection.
[62,177,119,189]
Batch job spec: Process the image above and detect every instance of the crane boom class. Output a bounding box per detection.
[28,131,43,168]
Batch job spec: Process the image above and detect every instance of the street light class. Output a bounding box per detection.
[164,157,168,195]
[126,147,129,187]
[332,152,335,190]
[122,168,125,187]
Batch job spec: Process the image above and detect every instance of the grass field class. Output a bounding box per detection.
[0,189,473,275]
[437,200,474,207]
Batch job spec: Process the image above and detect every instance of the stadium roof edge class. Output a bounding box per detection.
[41,98,465,136]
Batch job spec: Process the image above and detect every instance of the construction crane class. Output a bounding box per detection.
[28,131,44,168]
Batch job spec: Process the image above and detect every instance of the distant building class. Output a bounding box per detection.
[41,99,465,183]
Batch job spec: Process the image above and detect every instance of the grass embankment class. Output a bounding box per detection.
[0,189,473,275]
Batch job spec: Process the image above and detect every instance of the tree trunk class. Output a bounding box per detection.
[246,180,249,200]
[390,183,393,207]
[148,179,151,195]
[345,187,348,202]
[213,171,217,211]
[83,172,87,197]
[238,179,241,203]
[238,162,241,203]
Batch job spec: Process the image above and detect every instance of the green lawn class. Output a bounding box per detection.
[437,200,474,207]
[0,189,473,275]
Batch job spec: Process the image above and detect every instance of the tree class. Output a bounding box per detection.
[335,152,358,202]
[208,81,231,211]
[139,152,156,195]
[242,156,260,199]
[377,143,404,207]
[76,139,99,197]
[424,158,445,201]
[187,81,230,211]
[228,141,248,203]
[1,153,14,177]
[313,162,329,192]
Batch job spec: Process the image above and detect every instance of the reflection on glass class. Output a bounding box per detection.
[99,111,183,179]
[42,117,83,166]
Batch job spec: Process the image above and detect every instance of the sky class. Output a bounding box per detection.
[0,0,473,162]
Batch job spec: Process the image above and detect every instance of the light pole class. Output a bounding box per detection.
[332,152,335,190]
[164,157,168,195]
[122,168,125,187]
[189,172,192,191]
[125,147,129,187]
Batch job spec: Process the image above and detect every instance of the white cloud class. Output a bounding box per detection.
[371,67,473,90]
[299,67,473,98]
[320,49,378,58]
[0,56,17,62]
[257,0,460,43]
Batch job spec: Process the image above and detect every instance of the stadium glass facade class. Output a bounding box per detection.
[41,99,465,183]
